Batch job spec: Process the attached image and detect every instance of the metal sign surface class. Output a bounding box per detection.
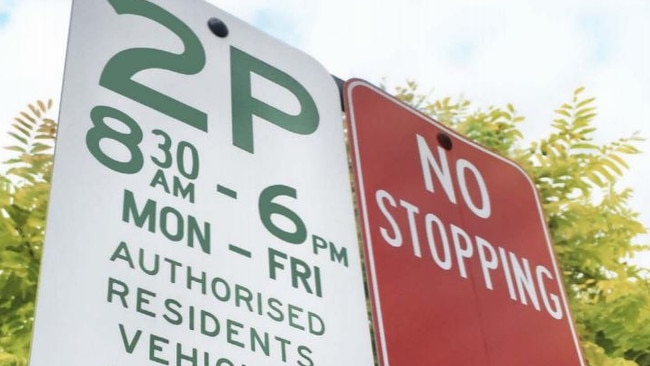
[346,79,585,366]
[30,1,374,365]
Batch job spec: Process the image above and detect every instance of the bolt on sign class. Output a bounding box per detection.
[345,80,586,366]
[29,1,374,365]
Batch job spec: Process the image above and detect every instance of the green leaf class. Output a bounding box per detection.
[577,97,596,109]
[4,146,25,153]
[576,113,597,122]
[607,154,629,170]
[579,127,597,136]
[617,145,640,154]
[13,118,32,131]
[34,135,55,140]
[28,105,41,119]
[29,144,51,154]
[602,160,623,176]
[19,112,34,124]
[7,132,27,146]
[576,107,597,117]
[11,125,31,138]
[571,143,599,150]
[585,170,606,187]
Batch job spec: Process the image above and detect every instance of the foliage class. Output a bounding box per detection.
[0,100,56,365]
[1,87,649,365]
[392,82,649,366]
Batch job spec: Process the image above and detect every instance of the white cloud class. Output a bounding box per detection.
[0,0,648,265]
[210,0,318,50]
[0,0,70,154]
[0,0,15,12]
[0,0,15,26]
[297,0,650,265]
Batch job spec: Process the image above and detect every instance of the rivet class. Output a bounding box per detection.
[437,132,453,150]
[208,18,229,38]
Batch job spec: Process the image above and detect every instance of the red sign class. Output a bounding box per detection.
[345,80,585,366]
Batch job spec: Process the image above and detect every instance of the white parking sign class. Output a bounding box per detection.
[30,1,374,365]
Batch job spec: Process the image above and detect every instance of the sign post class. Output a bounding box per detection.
[29,1,374,365]
[345,79,585,366]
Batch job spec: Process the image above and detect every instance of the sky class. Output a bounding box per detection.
[0,0,648,266]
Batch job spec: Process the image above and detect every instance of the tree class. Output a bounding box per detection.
[391,81,649,366]
[1,87,648,365]
[0,100,55,365]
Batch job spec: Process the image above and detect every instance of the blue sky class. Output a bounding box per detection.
[579,13,613,64]
[0,0,649,266]
[0,0,15,27]
[252,8,304,48]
